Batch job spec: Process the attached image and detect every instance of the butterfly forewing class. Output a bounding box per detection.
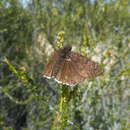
[70,52,103,78]
[43,51,59,78]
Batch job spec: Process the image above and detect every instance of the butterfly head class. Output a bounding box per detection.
[60,45,72,58]
[63,45,72,52]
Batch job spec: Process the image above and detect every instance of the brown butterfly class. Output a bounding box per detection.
[43,45,103,86]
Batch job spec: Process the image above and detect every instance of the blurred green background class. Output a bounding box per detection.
[0,0,130,130]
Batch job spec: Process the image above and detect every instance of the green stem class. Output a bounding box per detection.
[1,57,36,104]
[51,85,72,130]
[59,85,70,128]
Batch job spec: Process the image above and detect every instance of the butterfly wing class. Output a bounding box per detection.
[70,52,104,78]
[43,51,60,78]
[43,49,103,86]
[55,59,85,86]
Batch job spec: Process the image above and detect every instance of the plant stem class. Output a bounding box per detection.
[51,85,72,130]
[59,85,70,129]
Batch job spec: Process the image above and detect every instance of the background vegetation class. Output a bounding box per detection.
[0,0,130,129]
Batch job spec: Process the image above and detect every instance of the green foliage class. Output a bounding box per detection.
[0,0,130,130]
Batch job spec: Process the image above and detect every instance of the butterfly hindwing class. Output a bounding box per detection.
[55,59,85,85]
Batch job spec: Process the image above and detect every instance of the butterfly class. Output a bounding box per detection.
[43,45,103,86]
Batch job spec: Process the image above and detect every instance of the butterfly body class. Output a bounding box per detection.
[43,45,103,86]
